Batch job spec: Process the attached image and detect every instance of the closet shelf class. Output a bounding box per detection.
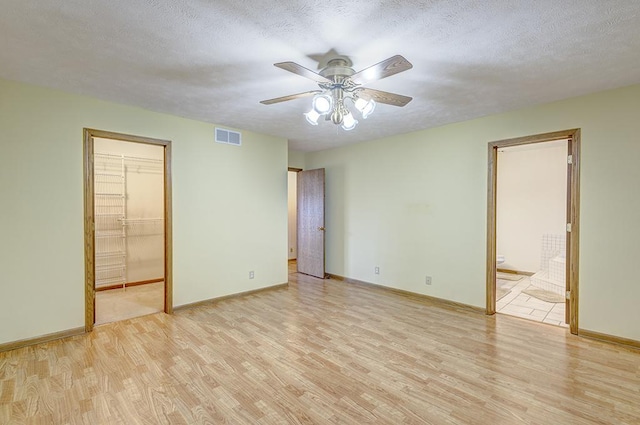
[94,152,128,289]
[96,251,125,258]
[95,172,123,177]
[96,234,125,239]
[120,218,164,224]
[96,264,126,271]
[95,152,163,164]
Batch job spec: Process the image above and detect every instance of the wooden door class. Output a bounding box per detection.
[297,168,325,278]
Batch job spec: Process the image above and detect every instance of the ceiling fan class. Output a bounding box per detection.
[260,53,413,131]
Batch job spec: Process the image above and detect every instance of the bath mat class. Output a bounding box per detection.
[496,288,511,301]
[522,287,565,303]
[496,272,524,282]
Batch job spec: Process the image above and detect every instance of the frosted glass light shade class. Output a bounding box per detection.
[341,112,358,131]
[312,94,333,114]
[304,109,320,125]
[355,97,376,119]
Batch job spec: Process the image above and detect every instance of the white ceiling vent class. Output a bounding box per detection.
[215,127,242,146]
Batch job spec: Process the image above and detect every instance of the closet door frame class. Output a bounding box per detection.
[83,128,173,332]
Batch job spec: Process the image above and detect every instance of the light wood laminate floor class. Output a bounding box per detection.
[1,268,639,424]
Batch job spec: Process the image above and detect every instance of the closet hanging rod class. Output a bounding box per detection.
[119,218,164,222]
[94,152,164,163]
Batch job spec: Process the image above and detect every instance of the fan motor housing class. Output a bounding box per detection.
[319,59,355,81]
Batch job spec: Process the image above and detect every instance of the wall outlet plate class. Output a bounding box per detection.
[375,266,380,274]
[249,271,255,279]
[425,276,432,285]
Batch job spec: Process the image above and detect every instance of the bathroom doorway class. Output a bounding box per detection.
[495,140,568,327]
[486,129,580,334]
[84,129,173,332]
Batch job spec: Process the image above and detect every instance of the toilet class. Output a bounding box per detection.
[496,255,505,265]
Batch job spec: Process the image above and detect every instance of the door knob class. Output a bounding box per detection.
[318,227,325,231]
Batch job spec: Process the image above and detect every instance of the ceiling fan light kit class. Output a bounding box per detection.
[261,54,413,131]
[306,86,362,131]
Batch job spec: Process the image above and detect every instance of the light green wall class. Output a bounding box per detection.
[306,84,640,341]
[0,78,288,344]
[288,150,306,170]
[3,76,639,344]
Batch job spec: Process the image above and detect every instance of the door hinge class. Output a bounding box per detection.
[567,155,573,164]
[565,291,571,300]
[566,223,572,232]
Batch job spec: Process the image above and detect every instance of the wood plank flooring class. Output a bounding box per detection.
[1,266,639,424]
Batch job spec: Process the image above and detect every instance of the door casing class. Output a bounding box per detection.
[486,129,580,334]
[288,167,302,261]
[83,128,173,332]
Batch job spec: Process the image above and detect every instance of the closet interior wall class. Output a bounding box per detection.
[93,138,165,290]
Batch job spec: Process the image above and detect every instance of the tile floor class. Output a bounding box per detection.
[496,274,567,327]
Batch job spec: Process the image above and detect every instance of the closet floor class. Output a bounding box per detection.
[95,282,164,325]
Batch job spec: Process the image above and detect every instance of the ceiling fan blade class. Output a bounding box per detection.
[350,55,413,85]
[356,88,413,107]
[274,62,331,83]
[260,90,321,105]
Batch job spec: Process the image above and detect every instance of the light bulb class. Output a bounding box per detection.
[341,112,358,131]
[312,94,333,114]
[354,97,376,119]
[304,109,320,125]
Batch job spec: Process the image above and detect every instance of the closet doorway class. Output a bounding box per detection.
[84,129,172,332]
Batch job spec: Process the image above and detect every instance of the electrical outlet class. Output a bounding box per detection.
[375,266,380,275]
[290,248,293,253]
[249,271,255,279]
[425,276,432,285]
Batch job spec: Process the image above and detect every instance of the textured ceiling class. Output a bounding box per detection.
[1,1,640,152]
